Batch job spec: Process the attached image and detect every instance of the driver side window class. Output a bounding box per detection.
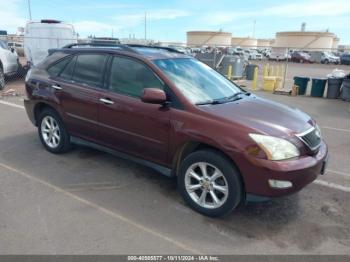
[109,56,164,98]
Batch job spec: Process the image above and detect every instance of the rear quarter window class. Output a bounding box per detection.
[47,56,73,77]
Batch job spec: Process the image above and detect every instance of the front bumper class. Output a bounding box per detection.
[238,141,328,198]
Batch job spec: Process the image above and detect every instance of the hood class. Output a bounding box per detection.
[199,95,313,137]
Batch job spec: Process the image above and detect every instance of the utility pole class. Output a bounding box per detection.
[252,20,256,38]
[144,12,147,41]
[27,0,32,20]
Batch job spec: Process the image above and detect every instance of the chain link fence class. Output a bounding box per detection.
[1,36,350,99]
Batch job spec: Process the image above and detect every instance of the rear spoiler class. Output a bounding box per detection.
[48,48,61,55]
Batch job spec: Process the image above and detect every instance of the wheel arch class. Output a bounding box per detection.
[33,102,61,126]
[172,141,244,179]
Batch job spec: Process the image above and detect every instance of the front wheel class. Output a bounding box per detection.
[178,150,243,217]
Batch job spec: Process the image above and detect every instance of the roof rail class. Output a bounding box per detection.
[62,43,137,53]
[126,44,184,54]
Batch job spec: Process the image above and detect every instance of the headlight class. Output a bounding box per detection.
[249,134,300,160]
[315,124,322,138]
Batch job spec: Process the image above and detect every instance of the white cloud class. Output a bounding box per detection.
[79,3,141,9]
[264,0,350,17]
[72,9,190,37]
[0,0,26,32]
[112,9,190,28]
[72,21,119,37]
[200,0,350,26]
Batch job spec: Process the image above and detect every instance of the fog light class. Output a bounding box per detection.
[268,179,292,189]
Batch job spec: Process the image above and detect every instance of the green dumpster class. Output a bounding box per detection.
[293,76,310,95]
[311,78,327,97]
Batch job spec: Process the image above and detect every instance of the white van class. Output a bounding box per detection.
[24,20,77,66]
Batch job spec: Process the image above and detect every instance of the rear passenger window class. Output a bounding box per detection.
[72,54,107,87]
[109,57,164,98]
[47,56,72,76]
[59,56,77,80]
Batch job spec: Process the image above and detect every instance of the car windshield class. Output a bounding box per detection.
[153,58,242,104]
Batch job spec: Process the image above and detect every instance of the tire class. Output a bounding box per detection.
[0,67,5,91]
[37,108,71,154]
[325,59,329,64]
[178,149,243,217]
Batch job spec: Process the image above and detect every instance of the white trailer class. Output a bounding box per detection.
[24,20,77,66]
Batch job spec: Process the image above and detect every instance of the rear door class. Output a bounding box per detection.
[49,53,108,142]
[98,55,171,164]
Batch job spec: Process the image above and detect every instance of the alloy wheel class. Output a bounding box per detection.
[184,162,229,209]
[41,116,61,148]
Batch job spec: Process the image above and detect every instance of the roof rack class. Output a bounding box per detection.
[62,43,137,53]
[126,44,184,54]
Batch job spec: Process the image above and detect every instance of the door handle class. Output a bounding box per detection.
[100,98,114,105]
[52,84,62,90]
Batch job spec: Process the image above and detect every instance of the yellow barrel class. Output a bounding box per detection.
[275,66,280,78]
[263,64,268,78]
[227,65,232,80]
[263,76,276,91]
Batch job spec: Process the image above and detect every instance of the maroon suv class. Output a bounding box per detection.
[24,44,328,217]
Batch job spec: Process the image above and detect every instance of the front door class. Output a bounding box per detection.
[98,56,170,164]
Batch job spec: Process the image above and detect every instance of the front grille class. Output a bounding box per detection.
[296,127,322,151]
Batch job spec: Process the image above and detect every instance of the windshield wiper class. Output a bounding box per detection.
[195,99,226,105]
[226,91,251,101]
[196,92,251,105]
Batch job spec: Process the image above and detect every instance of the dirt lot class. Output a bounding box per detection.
[0,64,350,254]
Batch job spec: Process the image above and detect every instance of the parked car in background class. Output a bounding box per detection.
[24,44,328,217]
[168,45,192,55]
[0,40,19,90]
[309,51,340,64]
[269,48,291,61]
[263,48,271,58]
[24,19,77,67]
[291,51,311,63]
[248,49,263,60]
[340,53,350,65]
[8,42,24,57]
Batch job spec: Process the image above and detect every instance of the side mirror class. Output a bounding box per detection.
[141,88,167,104]
[10,47,15,53]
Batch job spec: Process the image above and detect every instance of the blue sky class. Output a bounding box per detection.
[1,0,350,44]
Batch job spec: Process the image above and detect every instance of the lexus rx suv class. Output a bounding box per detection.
[24,44,328,217]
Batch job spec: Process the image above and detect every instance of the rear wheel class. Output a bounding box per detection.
[178,150,243,217]
[0,67,5,91]
[38,108,71,154]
